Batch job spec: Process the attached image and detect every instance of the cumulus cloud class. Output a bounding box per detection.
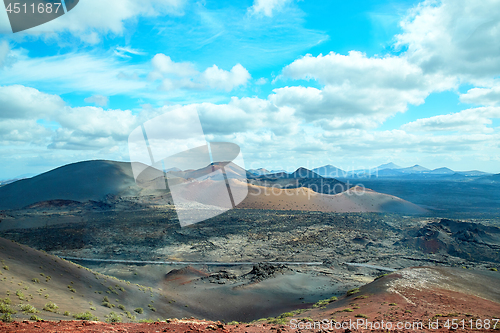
[200,64,251,92]
[0,85,65,119]
[84,95,109,107]
[402,107,500,133]
[150,54,198,78]
[396,0,500,84]
[0,85,140,150]
[250,0,291,17]
[149,54,251,92]
[460,86,500,106]
[274,51,455,123]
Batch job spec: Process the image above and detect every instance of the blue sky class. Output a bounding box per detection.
[0,0,500,179]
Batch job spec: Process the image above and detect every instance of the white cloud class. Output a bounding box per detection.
[402,106,500,133]
[460,86,500,106]
[84,95,109,107]
[150,54,198,78]
[274,51,455,123]
[0,85,139,150]
[396,0,500,84]
[150,55,251,92]
[250,0,291,17]
[0,85,65,119]
[114,46,147,59]
[200,64,251,92]
[0,51,148,96]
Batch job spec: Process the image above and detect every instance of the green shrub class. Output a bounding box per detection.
[134,307,144,314]
[32,278,40,284]
[0,313,13,322]
[30,315,42,321]
[20,304,39,314]
[0,302,16,314]
[346,288,360,296]
[118,304,126,311]
[355,314,368,319]
[124,311,136,320]
[63,311,70,316]
[105,311,122,323]
[343,308,353,312]
[73,311,98,321]
[102,301,113,308]
[15,290,24,300]
[43,301,58,312]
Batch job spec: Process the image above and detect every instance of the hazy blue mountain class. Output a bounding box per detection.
[312,165,345,178]
[377,162,402,170]
[399,165,430,174]
[429,167,455,174]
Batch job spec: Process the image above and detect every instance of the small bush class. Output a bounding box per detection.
[20,304,38,314]
[343,308,354,312]
[490,268,498,272]
[32,278,40,284]
[90,307,96,311]
[43,301,58,312]
[389,303,397,306]
[118,304,126,311]
[355,314,368,319]
[73,311,98,321]
[30,315,42,321]
[0,313,13,322]
[124,311,136,320]
[346,288,360,296]
[2,266,8,271]
[15,290,24,300]
[63,311,70,316]
[105,311,122,323]
[0,303,16,315]
[134,307,144,314]
[102,301,113,308]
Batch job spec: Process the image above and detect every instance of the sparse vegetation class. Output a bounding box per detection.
[20,304,39,314]
[105,311,122,323]
[73,311,98,321]
[124,311,136,320]
[15,290,24,300]
[389,303,397,306]
[343,308,354,312]
[30,315,42,321]
[134,307,144,314]
[346,288,360,296]
[355,314,368,319]
[42,301,58,312]
[313,296,338,308]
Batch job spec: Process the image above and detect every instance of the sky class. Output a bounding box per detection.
[0,0,500,179]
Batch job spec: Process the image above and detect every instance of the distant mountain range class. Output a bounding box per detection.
[307,163,494,180]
